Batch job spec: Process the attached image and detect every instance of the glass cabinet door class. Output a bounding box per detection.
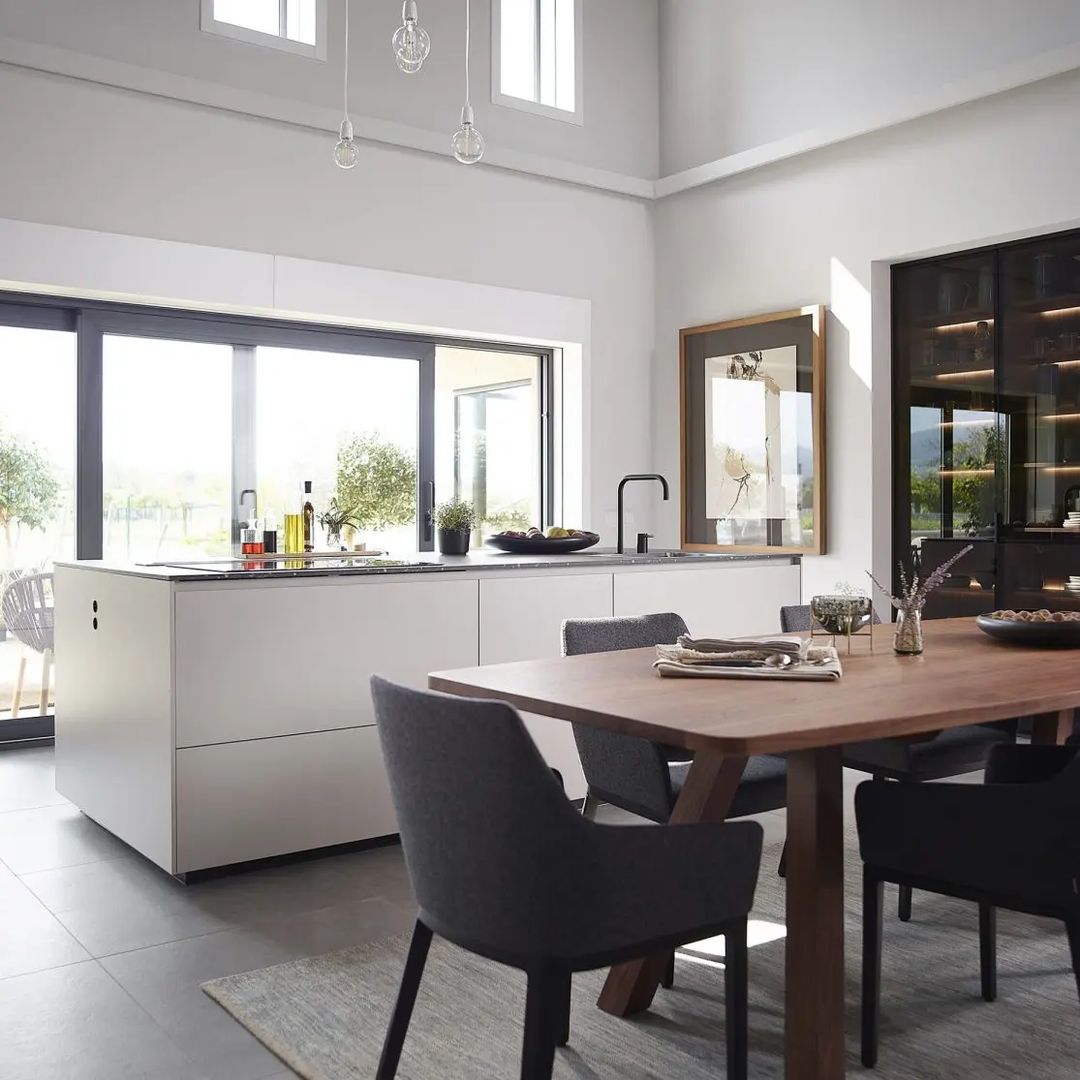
[998,233,1080,612]
[893,252,1000,617]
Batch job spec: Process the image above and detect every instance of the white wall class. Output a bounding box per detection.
[0,0,659,182]
[654,70,1080,601]
[659,0,1080,174]
[0,61,658,543]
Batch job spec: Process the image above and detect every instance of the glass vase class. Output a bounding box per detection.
[893,606,924,655]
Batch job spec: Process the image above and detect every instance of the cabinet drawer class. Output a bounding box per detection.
[175,578,479,747]
[175,726,396,873]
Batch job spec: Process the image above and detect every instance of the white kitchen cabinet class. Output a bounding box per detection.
[480,573,614,799]
[55,556,799,876]
[175,577,479,747]
[614,561,801,638]
[176,727,395,872]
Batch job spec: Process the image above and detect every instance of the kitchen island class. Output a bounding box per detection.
[54,550,800,876]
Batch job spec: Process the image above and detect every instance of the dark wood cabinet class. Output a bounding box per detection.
[893,230,1080,617]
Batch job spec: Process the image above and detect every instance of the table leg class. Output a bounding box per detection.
[785,746,846,1080]
[1031,709,1073,746]
[596,751,748,1017]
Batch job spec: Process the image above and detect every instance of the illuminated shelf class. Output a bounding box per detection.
[932,368,994,381]
[917,310,994,332]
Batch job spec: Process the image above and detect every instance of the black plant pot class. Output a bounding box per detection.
[438,528,471,556]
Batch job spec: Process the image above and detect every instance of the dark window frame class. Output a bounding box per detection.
[0,290,556,738]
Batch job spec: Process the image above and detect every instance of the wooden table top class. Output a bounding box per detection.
[429,618,1080,755]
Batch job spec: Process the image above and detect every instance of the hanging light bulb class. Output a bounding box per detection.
[333,0,359,169]
[451,0,484,164]
[334,118,359,169]
[452,104,485,165]
[393,0,430,74]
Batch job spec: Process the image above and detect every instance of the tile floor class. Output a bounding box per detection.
[0,744,804,1079]
[0,745,420,1080]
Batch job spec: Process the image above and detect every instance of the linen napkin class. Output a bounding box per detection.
[654,635,842,681]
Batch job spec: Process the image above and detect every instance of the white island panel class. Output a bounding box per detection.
[479,572,614,799]
[614,562,801,638]
[176,727,395,873]
[54,566,175,871]
[175,577,480,748]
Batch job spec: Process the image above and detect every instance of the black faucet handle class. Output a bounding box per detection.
[636,532,654,554]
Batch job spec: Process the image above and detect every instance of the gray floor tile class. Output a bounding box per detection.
[21,855,238,957]
[0,745,68,812]
[0,802,131,875]
[0,960,203,1079]
[100,897,415,1080]
[0,860,90,979]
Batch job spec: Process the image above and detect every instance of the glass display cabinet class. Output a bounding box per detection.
[893,229,1080,618]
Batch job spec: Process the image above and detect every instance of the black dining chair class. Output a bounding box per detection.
[370,675,763,1080]
[856,738,1080,1068]
[780,603,1016,921]
[562,613,788,826]
[562,612,787,989]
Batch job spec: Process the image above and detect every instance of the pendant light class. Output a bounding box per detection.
[393,0,430,74]
[450,0,484,165]
[333,0,359,169]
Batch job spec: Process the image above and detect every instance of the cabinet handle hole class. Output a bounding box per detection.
[92,600,98,613]
[92,617,98,630]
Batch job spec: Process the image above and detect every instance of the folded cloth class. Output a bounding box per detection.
[676,634,805,658]
[654,641,842,681]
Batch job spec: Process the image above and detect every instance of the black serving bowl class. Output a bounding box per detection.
[975,613,1080,647]
[485,532,600,555]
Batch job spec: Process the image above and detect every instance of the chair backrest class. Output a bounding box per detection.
[370,676,587,955]
[1,573,54,653]
[780,603,881,634]
[560,613,688,823]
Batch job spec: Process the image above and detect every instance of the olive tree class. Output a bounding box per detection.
[335,432,416,533]
[0,429,59,556]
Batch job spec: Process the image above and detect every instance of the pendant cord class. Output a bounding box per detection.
[343,0,350,118]
[464,0,471,107]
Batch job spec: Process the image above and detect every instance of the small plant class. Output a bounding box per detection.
[318,498,358,536]
[867,544,974,614]
[433,499,477,533]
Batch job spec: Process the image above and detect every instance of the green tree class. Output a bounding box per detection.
[953,426,1003,535]
[0,429,60,554]
[336,432,416,532]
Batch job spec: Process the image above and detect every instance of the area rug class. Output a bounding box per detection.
[203,830,1080,1078]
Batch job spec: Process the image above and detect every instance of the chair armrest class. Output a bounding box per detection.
[579,820,763,947]
[985,744,1079,785]
[855,778,1072,904]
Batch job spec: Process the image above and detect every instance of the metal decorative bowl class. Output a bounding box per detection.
[975,613,1080,647]
[485,532,600,555]
[810,594,873,635]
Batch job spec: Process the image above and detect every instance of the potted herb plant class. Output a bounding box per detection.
[318,498,359,551]
[433,499,477,555]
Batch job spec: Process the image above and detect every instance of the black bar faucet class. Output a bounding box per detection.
[617,474,669,553]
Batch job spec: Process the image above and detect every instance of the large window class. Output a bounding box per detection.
[0,319,76,729]
[255,346,420,554]
[493,0,582,123]
[436,347,544,540]
[201,0,326,59]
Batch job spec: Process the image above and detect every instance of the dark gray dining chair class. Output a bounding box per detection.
[562,613,787,825]
[371,676,763,1080]
[780,603,1015,921]
[856,739,1080,1068]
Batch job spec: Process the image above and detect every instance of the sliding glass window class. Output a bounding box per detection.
[0,294,554,739]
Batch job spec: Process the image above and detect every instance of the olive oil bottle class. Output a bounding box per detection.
[302,481,315,553]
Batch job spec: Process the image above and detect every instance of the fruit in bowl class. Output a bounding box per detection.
[492,526,593,540]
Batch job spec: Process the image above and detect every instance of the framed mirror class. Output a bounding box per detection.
[680,306,825,555]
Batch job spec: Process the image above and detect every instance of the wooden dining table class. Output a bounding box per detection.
[429,617,1080,1078]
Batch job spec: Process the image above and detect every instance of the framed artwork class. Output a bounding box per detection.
[680,306,825,555]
